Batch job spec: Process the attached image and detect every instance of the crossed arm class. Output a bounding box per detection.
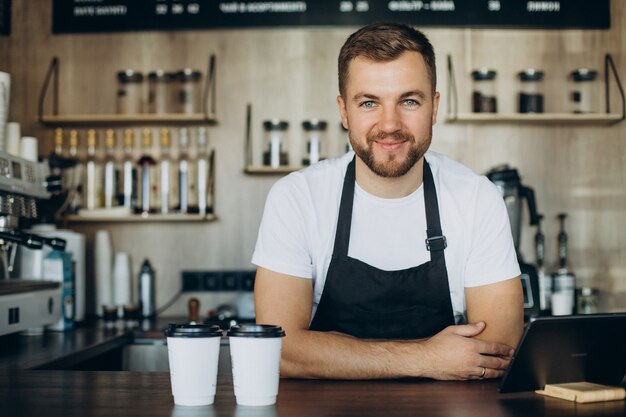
[254,266,524,380]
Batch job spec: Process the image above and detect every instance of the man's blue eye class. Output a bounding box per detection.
[361,101,375,108]
[404,99,418,106]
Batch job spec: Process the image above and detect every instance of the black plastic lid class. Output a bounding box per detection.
[148,70,176,81]
[571,69,598,82]
[518,69,544,82]
[486,164,521,184]
[302,119,328,131]
[263,120,289,131]
[177,68,202,82]
[164,323,223,338]
[471,69,497,81]
[117,70,144,83]
[227,324,286,338]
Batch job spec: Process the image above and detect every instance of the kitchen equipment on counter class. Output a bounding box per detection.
[0,150,70,336]
[552,213,576,315]
[487,165,540,319]
[471,68,497,113]
[518,69,544,113]
[139,258,156,318]
[534,214,552,313]
[19,224,86,322]
[117,69,144,115]
[262,120,289,168]
[301,119,328,166]
[570,68,599,113]
[0,72,10,152]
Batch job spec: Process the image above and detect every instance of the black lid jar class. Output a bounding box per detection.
[471,69,497,113]
[517,69,545,114]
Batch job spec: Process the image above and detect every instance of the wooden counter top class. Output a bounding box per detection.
[2,371,625,417]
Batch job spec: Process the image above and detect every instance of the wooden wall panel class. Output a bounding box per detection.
[5,0,626,315]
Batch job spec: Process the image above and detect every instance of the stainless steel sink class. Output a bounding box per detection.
[123,339,231,374]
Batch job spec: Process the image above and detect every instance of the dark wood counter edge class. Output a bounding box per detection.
[29,331,133,370]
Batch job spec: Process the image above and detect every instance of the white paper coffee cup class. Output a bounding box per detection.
[165,324,223,406]
[551,291,574,316]
[227,324,286,406]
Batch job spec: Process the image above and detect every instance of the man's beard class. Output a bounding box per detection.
[349,129,432,178]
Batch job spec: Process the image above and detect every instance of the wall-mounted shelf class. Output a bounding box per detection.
[445,53,625,125]
[244,166,300,175]
[65,213,217,223]
[40,114,218,127]
[38,55,218,127]
[444,113,623,125]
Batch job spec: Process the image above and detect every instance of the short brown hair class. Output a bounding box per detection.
[338,22,436,98]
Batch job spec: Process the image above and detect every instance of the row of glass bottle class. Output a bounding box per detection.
[53,126,213,215]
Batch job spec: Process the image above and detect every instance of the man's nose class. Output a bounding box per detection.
[378,106,403,133]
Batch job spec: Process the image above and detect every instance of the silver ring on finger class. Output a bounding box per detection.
[479,367,486,378]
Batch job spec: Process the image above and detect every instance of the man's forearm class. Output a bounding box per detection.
[280,329,425,379]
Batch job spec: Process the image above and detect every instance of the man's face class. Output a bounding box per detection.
[337,51,440,178]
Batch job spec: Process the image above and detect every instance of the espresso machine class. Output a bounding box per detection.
[487,165,541,319]
[0,150,67,336]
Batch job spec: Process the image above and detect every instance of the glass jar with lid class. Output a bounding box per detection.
[518,69,544,113]
[471,68,497,113]
[570,69,599,113]
[262,120,289,169]
[302,119,328,166]
[148,70,176,114]
[176,69,203,115]
[117,70,144,115]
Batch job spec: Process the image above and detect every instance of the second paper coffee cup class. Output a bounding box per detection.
[165,324,223,406]
[227,324,286,406]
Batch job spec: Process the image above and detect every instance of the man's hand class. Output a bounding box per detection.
[416,322,514,380]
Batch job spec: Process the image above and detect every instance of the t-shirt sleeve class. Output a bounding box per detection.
[251,174,314,279]
[463,177,521,287]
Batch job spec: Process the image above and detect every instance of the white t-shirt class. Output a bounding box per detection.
[252,151,520,324]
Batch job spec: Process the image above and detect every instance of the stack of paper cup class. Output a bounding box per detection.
[94,230,113,314]
[20,136,38,162]
[0,72,10,151]
[5,122,21,156]
[113,252,132,309]
[164,324,223,406]
[227,324,286,406]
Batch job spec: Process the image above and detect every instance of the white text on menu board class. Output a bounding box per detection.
[73,5,127,16]
[219,2,307,13]
[387,1,456,12]
[527,2,560,12]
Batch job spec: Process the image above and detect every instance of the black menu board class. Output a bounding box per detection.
[0,0,10,36]
[53,0,611,34]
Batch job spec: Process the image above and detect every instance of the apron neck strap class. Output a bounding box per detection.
[332,156,446,260]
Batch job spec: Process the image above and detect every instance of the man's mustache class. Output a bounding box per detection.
[366,131,415,144]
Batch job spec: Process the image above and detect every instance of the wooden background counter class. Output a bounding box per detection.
[2,371,625,417]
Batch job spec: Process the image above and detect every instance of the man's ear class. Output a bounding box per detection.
[337,95,349,130]
[431,91,440,126]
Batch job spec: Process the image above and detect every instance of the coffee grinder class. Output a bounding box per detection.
[487,165,541,319]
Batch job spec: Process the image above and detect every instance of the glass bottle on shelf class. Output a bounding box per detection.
[177,128,190,214]
[53,128,64,156]
[121,129,137,211]
[196,127,209,215]
[102,129,118,209]
[84,129,103,210]
[68,129,82,213]
[158,128,175,214]
[262,120,289,168]
[137,129,157,214]
[301,119,328,166]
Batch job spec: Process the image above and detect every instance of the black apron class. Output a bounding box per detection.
[309,157,455,339]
